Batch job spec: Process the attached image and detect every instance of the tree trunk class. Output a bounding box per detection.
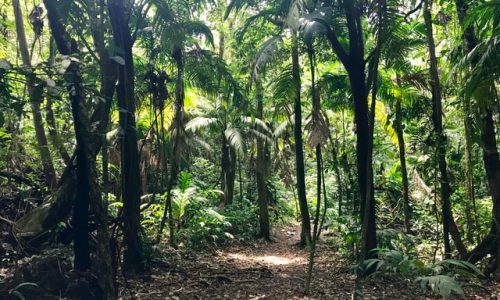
[480,110,500,275]
[305,48,323,292]
[395,98,411,233]
[349,63,376,259]
[43,2,116,298]
[16,8,118,249]
[329,137,343,217]
[12,0,57,190]
[157,45,186,246]
[455,0,500,274]
[220,142,237,207]
[292,34,311,247]
[255,75,270,240]
[335,0,377,260]
[454,0,480,245]
[423,0,466,258]
[107,0,144,273]
[463,97,477,243]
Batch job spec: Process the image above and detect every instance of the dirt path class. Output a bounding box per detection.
[124,225,498,299]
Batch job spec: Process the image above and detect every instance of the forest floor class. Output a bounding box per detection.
[122,225,500,300]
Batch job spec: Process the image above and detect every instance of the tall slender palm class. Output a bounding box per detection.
[150,2,217,242]
[226,0,313,246]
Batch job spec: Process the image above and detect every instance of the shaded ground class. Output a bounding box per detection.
[122,226,500,299]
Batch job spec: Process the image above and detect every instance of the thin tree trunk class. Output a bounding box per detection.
[328,135,344,217]
[305,48,323,292]
[255,75,270,240]
[157,45,185,246]
[108,0,144,273]
[424,0,466,258]
[463,97,477,243]
[395,97,411,233]
[12,0,57,190]
[228,148,237,204]
[239,155,243,202]
[292,34,311,247]
[220,133,231,207]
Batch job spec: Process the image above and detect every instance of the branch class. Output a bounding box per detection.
[403,0,424,22]
[75,28,101,64]
[43,0,72,55]
[312,17,349,66]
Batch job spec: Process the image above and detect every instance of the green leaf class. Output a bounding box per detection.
[416,275,464,299]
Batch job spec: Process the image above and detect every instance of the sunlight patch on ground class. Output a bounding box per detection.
[228,253,305,266]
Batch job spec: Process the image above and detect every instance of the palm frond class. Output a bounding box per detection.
[273,119,293,138]
[250,35,283,79]
[236,9,282,41]
[185,116,218,132]
[240,116,272,135]
[183,20,214,47]
[225,127,245,153]
[271,65,297,101]
[248,129,273,144]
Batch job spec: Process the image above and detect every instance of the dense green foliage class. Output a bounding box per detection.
[0,0,499,298]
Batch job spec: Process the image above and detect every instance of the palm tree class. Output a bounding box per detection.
[422,0,467,258]
[149,2,218,243]
[226,0,313,246]
[186,97,272,206]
